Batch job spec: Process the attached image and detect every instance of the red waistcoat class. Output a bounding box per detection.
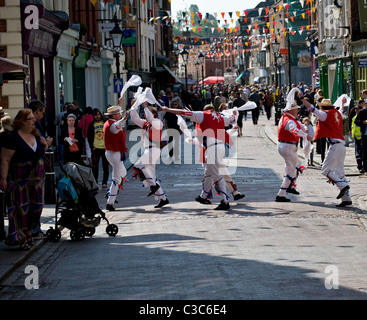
[143,120,162,143]
[196,110,233,146]
[278,113,302,143]
[103,120,128,154]
[314,109,344,141]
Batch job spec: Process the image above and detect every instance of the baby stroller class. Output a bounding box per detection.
[47,162,118,242]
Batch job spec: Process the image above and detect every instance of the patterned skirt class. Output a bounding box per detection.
[5,158,45,246]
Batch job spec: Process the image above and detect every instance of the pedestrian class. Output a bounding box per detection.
[302,117,315,166]
[160,90,169,107]
[275,89,311,202]
[190,93,204,111]
[0,115,13,240]
[0,107,9,129]
[103,105,129,211]
[0,109,47,250]
[263,90,273,120]
[351,105,363,173]
[162,104,236,210]
[78,106,94,166]
[164,97,182,162]
[249,88,262,125]
[28,100,53,148]
[27,100,53,239]
[54,103,68,161]
[130,101,169,209]
[87,108,109,189]
[354,98,367,175]
[61,113,84,165]
[232,91,246,136]
[72,100,84,123]
[303,97,352,207]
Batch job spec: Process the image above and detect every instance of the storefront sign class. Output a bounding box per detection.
[325,39,343,58]
[298,50,311,67]
[358,57,367,68]
[122,30,136,47]
[2,72,26,81]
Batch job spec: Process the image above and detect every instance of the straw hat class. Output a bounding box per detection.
[0,107,8,118]
[318,99,334,108]
[104,105,122,116]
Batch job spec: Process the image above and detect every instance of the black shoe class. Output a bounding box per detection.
[233,193,245,201]
[106,204,116,211]
[214,200,230,210]
[337,186,350,199]
[275,196,291,202]
[154,199,169,208]
[286,188,300,195]
[147,184,160,197]
[336,201,352,207]
[195,196,211,205]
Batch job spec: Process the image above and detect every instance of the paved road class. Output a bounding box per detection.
[1,113,367,301]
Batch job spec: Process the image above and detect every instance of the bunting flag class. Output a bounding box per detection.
[90,0,98,6]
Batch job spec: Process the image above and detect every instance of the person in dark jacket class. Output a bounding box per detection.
[87,108,109,188]
[354,99,367,175]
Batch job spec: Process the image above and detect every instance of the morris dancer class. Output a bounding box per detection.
[276,88,311,202]
[162,104,236,210]
[103,105,129,211]
[303,97,352,207]
[130,100,169,208]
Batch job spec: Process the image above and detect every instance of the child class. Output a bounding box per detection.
[302,117,315,166]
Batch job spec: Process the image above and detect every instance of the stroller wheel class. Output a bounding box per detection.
[84,227,96,237]
[106,224,118,237]
[70,228,86,241]
[46,227,61,242]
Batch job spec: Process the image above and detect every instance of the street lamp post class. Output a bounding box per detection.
[198,52,205,101]
[180,47,189,106]
[272,39,281,125]
[195,61,200,93]
[108,14,124,79]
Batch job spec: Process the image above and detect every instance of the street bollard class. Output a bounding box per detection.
[44,147,56,204]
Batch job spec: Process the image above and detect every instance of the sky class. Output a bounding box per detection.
[170,0,264,20]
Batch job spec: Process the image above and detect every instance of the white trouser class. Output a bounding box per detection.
[134,147,166,201]
[322,142,351,202]
[105,150,127,205]
[201,144,230,202]
[277,143,302,197]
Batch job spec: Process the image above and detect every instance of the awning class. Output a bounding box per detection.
[162,64,183,84]
[235,72,244,82]
[0,57,28,74]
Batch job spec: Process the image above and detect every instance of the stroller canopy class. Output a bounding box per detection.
[63,162,99,195]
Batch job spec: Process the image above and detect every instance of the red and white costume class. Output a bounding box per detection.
[130,106,167,202]
[277,112,307,197]
[185,109,235,203]
[104,118,128,205]
[311,107,351,202]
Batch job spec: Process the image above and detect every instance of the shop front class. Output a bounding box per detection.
[352,39,367,99]
[21,1,69,138]
[55,27,79,113]
[72,46,91,109]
